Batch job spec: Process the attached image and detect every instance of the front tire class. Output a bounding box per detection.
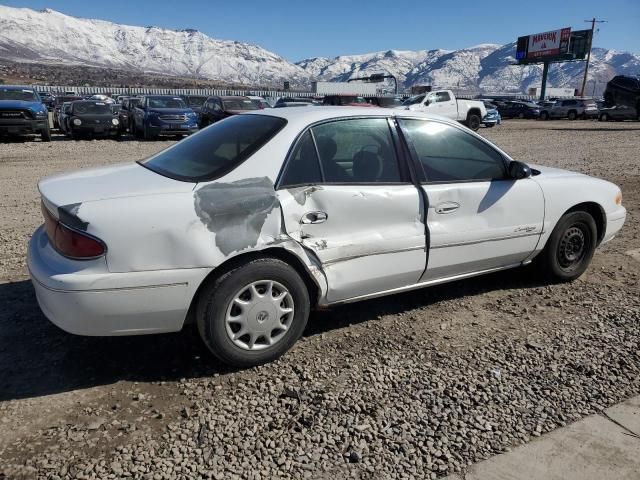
[539,211,597,282]
[599,113,610,122]
[196,258,310,367]
[40,125,51,142]
[568,110,577,120]
[540,111,549,120]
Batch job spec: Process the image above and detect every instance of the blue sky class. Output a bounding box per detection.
[3,0,639,60]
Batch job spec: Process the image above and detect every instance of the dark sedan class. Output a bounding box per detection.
[598,105,638,122]
[198,96,259,127]
[497,101,540,119]
[66,101,121,139]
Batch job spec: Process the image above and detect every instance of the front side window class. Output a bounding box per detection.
[400,119,506,182]
[435,92,451,102]
[141,115,287,181]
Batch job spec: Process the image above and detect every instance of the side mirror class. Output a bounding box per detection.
[424,99,431,106]
[508,161,532,180]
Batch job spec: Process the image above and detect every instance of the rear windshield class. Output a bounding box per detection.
[140,114,287,181]
[0,88,40,102]
[402,94,425,106]
[147,97,187,109]
[223,99,259,111]
[72,102,111,114]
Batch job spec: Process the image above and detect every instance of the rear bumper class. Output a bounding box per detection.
[28,226,211,336]
[0,118,47,134]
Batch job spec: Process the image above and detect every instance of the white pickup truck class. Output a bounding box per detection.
[400,90,487,131]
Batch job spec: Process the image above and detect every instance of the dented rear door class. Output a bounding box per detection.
[277,117,426,303]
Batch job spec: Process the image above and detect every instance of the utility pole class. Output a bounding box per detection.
[580,17,607,96]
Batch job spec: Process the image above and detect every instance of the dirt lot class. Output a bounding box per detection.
[0,120,639,479]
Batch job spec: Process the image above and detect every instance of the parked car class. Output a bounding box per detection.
[198,96,259,127]
[496,101,540,119]
[132,95,198,140]
[118,97,141,133]
[65,100,121,139]
[28,107,625,367]
[247,96,271,109]
[53,96,83,129]
[603,75,640,111]
[37,91,56,111]
[181,95,208,116]
[366,96,404,108]
[598,105,638,122]
[482,105,501,128]
[0,86,51,142]
[322,95,374,107]
[539,99,599,120]
[57,102,74,136]
[400,89,486,131]
[274,97,314,108]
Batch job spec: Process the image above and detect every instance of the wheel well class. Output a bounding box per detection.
[467,108,481,119]
[565,202,606,245]
[183,248,321,326]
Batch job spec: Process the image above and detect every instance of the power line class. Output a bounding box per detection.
[580,17,607,96]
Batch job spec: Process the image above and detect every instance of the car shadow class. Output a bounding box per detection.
[0,266,548,402]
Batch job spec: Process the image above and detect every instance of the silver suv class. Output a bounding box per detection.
[540,99,599,120]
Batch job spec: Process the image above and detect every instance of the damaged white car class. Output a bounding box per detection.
[28,108,626,366]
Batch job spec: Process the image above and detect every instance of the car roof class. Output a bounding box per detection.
[218,96,249,100]
[1,85,35,91]
[244,106,458,128]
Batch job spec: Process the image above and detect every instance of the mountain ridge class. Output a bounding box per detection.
[1,5,638,94]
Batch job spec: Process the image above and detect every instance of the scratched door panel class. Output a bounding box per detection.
[278,185,426,302]
[421,179,544,280]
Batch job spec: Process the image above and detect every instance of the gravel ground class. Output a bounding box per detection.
[0,120,639,479]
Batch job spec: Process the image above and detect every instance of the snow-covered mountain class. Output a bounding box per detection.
[300,44,640,95]
[0,4,638,94]
[0,5,309,86]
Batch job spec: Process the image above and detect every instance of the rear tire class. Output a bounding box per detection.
[518,112,525,119]
[599,113,610,122]
[568,110,577,120]
[196,258,310,367]
[538,211,597,282]
[540,111,549,120]
[466,113,481,131]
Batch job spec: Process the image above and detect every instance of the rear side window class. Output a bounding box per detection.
[400,119,506,182]
[279,131,322,186]
[140,115,287,181]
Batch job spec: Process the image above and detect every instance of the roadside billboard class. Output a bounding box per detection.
[516,27,571,62]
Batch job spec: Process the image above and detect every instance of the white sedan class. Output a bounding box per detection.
[28,107,626,366]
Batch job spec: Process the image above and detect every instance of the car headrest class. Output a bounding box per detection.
[315,135,337,161]
[352,151,381,182]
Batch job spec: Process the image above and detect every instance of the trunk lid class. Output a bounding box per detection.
[38,162,195,210]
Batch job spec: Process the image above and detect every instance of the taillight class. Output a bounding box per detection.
[41,203,106,259]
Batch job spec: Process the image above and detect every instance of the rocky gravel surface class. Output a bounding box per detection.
[0,120,639,479]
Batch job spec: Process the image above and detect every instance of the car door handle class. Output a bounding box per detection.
[300,211,328,224]
[434,202,460,214]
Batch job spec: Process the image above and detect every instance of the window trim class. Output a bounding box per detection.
[397,117,511,185]
[276,116,414,189]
